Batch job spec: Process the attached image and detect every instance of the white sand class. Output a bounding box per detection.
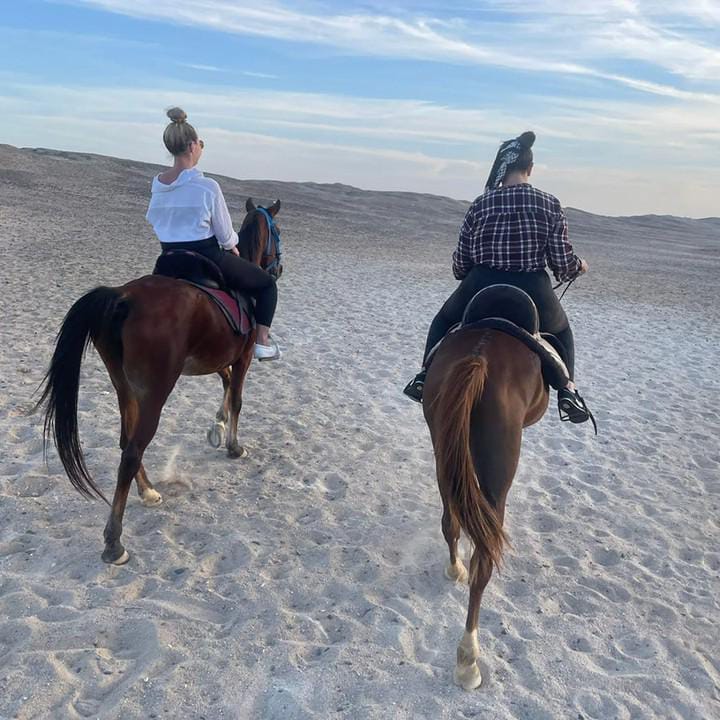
[0,145,718,719]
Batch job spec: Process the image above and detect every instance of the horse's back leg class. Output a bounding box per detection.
[441,498,467,583]
[106,356,163,507]
[134,463,162,507]
[225,353,251,459]
[102,382,176,564]
[455,545,494,690]
[455,443,516,690]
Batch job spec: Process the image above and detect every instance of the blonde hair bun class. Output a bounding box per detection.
[166,107,187,124]
[163,107,198,155]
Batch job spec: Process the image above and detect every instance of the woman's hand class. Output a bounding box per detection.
[229,246,240,256]
[579,258,589,274]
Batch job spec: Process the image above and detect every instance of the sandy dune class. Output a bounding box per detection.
[0,145,718,719]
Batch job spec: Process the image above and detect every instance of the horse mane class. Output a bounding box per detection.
[237,210,262,262]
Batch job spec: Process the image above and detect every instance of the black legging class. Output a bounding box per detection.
[424,265,575,378]
[161,238,277,327]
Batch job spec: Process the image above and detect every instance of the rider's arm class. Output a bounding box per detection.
[452,206,476,280]
[209,184,239,250]
[546,205,582,283]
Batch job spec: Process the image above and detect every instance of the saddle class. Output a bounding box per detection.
[153,250,253,335]
[437,284,570,390]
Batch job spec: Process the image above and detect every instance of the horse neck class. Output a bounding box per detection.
[238,218,265,265]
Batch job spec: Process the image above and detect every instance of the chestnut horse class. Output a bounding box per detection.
[36,198,281,565]
[422,327,549,690]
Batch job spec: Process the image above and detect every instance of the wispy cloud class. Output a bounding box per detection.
[0,24,158,49]
[4,79,720,215]
[483,1,720,81]
[177,64,278,79]
[242,71,279,80]
[66,0,720,94]
[179,62,226,72]
[6,79,720,157]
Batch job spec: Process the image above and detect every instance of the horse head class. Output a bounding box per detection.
[239,197,283,279]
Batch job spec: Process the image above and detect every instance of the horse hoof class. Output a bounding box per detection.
[454,663,482,691]
[227,445,249,459]
[207,423,225,448]
[102,548,130,566]
[445,562,468,584]
[141,488,163,507]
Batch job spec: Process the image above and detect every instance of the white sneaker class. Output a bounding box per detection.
[254,340,281,361]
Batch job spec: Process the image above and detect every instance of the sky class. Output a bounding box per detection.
[2,1,720,216]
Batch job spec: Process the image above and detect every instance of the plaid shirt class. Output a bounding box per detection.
[452,183,581,283]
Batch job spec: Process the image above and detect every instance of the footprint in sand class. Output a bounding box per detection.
[574,691,630,720]
[591,546,622,566]
[320,472,348,501]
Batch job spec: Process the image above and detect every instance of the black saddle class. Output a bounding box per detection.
[153,249,225,289]
[460,285,571,390]
[153,250,254,335]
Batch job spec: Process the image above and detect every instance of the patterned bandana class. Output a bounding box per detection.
[484,137,523,191]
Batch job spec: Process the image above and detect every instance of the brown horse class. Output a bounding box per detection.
[36,198,281,566]
[422,326,549,690]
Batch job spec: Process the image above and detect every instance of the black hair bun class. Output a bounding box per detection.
[518,131,535,148]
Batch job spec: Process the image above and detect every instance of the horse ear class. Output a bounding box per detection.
[246,197,256,212]
[268,199,281,217]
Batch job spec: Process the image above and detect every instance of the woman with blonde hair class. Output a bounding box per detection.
[146,107,280,360]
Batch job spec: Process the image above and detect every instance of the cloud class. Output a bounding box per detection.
[4,79,720,216]
[242,71,279,80]
[177,64,279,78]
[0,23,158,49]
[65,0,720,94]
[482,1,720,81]
[179,63,226,72]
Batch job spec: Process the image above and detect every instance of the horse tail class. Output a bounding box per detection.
[433,354,507,572]
[35,287,128,503]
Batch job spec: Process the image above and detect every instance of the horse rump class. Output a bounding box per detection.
[429,353,507,573]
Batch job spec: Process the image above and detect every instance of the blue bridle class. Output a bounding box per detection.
[256,206,282,277]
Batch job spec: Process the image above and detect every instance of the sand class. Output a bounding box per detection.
[0,144,718,719]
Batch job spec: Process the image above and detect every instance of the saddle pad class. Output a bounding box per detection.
[462,318,570,390]
[185,282,253,336]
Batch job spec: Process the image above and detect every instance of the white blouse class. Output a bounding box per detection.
[145,168,238,249]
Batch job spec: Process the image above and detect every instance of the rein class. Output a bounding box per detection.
[256,207,282,275]
[553,276,576,302]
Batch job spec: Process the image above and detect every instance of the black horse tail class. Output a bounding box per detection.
[35,287,128,503]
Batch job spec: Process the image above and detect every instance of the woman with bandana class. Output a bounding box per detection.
[403,131,593,425]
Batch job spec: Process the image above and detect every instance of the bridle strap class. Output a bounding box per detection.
[255,207,282,272]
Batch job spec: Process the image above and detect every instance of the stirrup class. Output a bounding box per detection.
[559,389,597,435]
[403,372,425,403]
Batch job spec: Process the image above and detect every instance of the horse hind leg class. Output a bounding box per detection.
[135,463,162,507]
[102,390,169,564]
[207,367,231,449]
[455,549,494,690]
[116,382,162,507]
[454,488,510,690]
[441,501,468,584]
